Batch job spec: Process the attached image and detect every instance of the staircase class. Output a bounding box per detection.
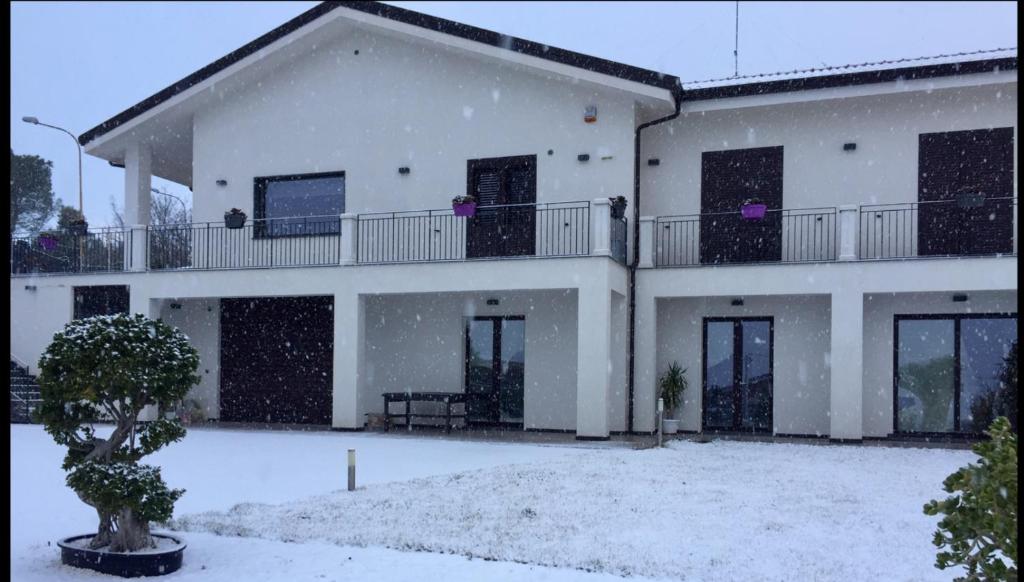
[10,360,42,423]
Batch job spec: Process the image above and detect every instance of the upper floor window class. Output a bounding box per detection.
[254,171,345,237]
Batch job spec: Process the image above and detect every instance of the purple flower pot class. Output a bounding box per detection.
[38,236,59,251]
[453,202,477,217]
[741,204,767,220]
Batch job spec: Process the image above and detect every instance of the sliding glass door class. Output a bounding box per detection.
[895,314,1017,435]
[703,317,774,432]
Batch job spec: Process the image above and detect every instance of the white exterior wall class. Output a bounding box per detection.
[656,295,832,436]
[9,283,76,375]
[862,290,1018,438]
[159,298,222,420]
[642,81,1017,217]
[192,29,638,242]
[362,290,581,431]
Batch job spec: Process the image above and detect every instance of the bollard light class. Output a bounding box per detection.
[347,449,356,491]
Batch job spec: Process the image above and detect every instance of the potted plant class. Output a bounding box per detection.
[609,195,628,219]
[37,233,60,251]
[67,219,89,237]
[224,208,247,229]
[177,399,206,426]
[659,361,688,435]
[36,313,200,577]
[740,198,767,220]
[452,194,478,217]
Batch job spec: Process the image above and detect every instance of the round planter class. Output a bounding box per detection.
[58,533,186,578]
[224,214,247,229]
[662,419,680,435]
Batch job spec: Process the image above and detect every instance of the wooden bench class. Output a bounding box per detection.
[382,392,467,434]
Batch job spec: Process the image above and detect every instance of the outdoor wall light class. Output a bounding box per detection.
[216,179,228,187]
[952,294,969,302]
[398,167,410,175]
[648,158,661,166]
[843,142,857,151]
[577,154,590,162]
[731,298,744,306]
[486,299,500,306]
[24,285,37,291]
[170,303,183,310]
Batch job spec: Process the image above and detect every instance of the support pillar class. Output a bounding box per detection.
[124,142,152,226]
[340,213,357,266]
[576,283,612,439]
[129,293,161,422]
[333,292,366,429]
[633,290,658,433]
[829,289,864,441]
[591,198,611,256]
[638,216,655,268]
[838,205,859,261]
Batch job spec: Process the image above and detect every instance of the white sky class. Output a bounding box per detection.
[9,1,1018,226]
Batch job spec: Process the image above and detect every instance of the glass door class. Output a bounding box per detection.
[703,317,774,432]
[465,316,526,425]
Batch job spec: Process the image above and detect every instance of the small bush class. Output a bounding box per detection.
[923,417,1017,581]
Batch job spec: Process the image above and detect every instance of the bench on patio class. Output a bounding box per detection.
[382,392,467,434]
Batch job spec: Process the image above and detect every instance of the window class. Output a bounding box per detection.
[74,286,129,320]
[254,172,345,238]
[895,314,1017,435]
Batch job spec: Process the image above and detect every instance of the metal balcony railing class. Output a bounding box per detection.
[859,197,1017,260]
[147,215,342,271]
[10,227,130,276]
[655,207,838,267]
[356,201,591,264]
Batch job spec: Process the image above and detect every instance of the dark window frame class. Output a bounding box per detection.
[893,312,1018,437]
[73,285,130,320]
[463,315,526,428]
[701,316,775,433]
[253,170,346,239]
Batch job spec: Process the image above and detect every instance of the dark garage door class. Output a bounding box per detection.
[220,296,334,424]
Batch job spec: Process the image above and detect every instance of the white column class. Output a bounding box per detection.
[126,225,147,272]
[638,216,655,268]
[576,283,612,439]
[591,198,611,256]
[340,213,357,266]
[124,142,152,226]
[333,292,366,429]
[129,294,161,421]
[633,289,658,433]
[829,289,864,441]
[838,205,859,261]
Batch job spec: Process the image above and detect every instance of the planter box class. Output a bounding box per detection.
[740,204,767,220]
[610,200,627,219]
[224,213,247,229]
[453,202,477,217]
[58,533,186,578]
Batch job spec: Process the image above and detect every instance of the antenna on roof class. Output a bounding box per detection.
[733,1,740,77]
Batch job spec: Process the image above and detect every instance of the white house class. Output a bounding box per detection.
[10,2,1017,442]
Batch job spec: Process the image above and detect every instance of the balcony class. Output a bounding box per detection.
[645,197,1017,268]
[10,199,628,276]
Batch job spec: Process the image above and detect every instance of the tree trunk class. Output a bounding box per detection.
[108,508,154,553]
[88,509,114,549]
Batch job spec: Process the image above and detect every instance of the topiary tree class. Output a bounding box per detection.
[923,417,1018,581]
[36,313,200,552]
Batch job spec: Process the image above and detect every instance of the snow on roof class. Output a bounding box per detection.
[681,47,1018,90]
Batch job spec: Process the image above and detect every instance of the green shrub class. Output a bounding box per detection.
[923,417,1017,581]
[658,362,688,417]
[37,313,199,552]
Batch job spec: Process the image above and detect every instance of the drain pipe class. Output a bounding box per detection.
[627,83,683,434]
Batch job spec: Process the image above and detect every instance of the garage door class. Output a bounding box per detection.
[220,296,333,424]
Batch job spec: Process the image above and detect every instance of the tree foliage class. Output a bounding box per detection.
[923,417,1018,581]
[10,148,58,235]
[36,313,200,552]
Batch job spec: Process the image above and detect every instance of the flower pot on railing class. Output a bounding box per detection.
[740,203,767,220]
[37,234,60,251]
[452,195,478,217]
[610,196,628,219]
[67,220,89,237]
[224,209,247,229]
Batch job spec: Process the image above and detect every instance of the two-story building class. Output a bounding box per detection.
[10,2,1017,442]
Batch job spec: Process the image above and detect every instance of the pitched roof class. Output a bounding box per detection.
[77,1,682,146]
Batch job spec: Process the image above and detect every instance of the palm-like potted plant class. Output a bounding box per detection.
[452,194,478,217]
[659,362,688,434]
[609,195,628,219]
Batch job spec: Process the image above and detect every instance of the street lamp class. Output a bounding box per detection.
[22,116,84,216]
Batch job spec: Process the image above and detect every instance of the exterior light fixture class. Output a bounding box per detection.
[577,154,590,162]
[584,105,597,123]
[843,142,857,151]
[216,179,228,187]
[648,158,661,166]
[952,294,969,302]
[398,167,410,175]
[731,298,744,306]
[486,299,500,306]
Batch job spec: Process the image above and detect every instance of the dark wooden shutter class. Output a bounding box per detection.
[919,128,1014,256]
[699,146,783,264]
[466,156,537,258]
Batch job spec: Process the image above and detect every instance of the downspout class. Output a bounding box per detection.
[627,83,683,434]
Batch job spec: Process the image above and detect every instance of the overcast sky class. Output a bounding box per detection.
[10,1,1017,227]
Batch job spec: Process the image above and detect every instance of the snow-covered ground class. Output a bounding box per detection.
[11,425,973,581]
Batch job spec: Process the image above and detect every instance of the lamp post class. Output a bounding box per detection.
[22,116,83,216]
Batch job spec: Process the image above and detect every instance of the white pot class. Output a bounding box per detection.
[662,419,680,435]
